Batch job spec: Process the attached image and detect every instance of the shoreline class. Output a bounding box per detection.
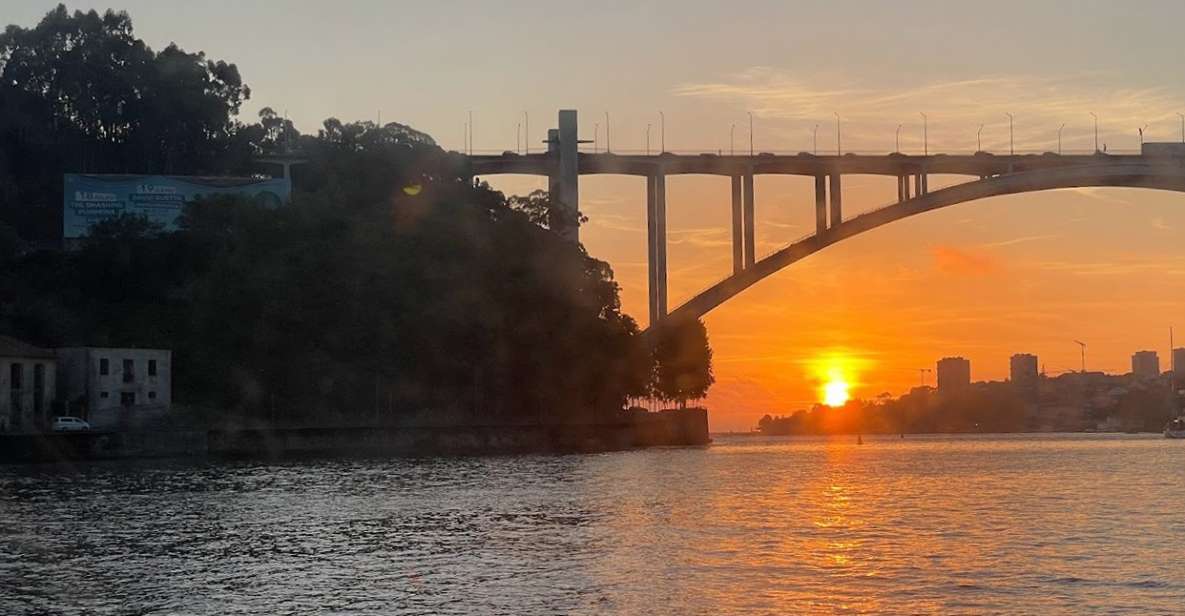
[0,408,710,464]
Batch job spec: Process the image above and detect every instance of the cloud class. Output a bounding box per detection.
[979,234,1060,248]
[931,244,1001,276]
[1152,217,1173,231]
[674,69,1184,153]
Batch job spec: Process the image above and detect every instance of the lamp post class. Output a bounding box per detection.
[604,112,610,153]
[1057,123,1065,155]
[834,112,841,156]
[1089,112,1099,153]
[977,124,983,153]
[730,123,736,156]
[659,111,665,153]
[522,111,528,154]
[1178,113,1185,143]
[468,110,473,155]
[920,112,928,156]
[516,122,521,154]
[748,111,754,156]
[1139,124,1147,147]
[593,122,599,153]
[1005,113,1014,155]
[896,123,902,153]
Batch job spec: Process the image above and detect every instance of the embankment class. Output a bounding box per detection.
[0,408,709,462]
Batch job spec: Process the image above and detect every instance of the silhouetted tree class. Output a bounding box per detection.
[651,318,714,407]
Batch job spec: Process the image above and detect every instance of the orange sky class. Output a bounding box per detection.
[12,0,1185,431]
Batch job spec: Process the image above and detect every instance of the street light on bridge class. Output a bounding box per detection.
[919,112,928,156]
[1089,112,1099,153]
[748,111,754,156]
[1005,113,1014,155]
[659,111,665,153]
[522,111,528,154]
[895,124,902,153]
[1057,123,1066,155]
[1178,113,1185,143]
[593,122,599,153]
[604,112,610,154]
[834,112,841,156]
[1138,124,1147,147]
[977,124,983,153]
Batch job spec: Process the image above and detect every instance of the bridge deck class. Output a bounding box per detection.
[470,152,1151,178]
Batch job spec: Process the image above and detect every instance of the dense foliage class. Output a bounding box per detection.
[0,6,713,425]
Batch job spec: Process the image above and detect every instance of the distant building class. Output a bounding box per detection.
[1131,351,1160,380]
[1010,353,1039,398]
[56,347,171,429]
[937,357,971,392]
[1173,347,1185,390]
[0,336,57,432]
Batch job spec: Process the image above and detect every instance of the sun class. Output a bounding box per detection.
[823,378,850,407]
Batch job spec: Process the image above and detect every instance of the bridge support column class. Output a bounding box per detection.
[913,174,922,198]
[897,175,905,203]
[814,174,828,238]
[731,175,743,275]
[647,173,668,326]
[828,173,842,227]
[655,173,668,318]
[555,110,580,242]
[743,171,755,268]
[920,170,928,195]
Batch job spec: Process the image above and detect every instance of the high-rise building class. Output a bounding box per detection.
[1010,353,1039,396]
[1172,347,1185,389]
[1131,351,1160,380]
[937,357,971,391]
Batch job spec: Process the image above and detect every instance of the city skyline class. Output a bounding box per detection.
[8,0,1185,430]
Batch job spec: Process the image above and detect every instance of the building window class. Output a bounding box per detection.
[148,391,157,400]
[100,391,109,399]
[120,391,136,407]
[148,359,157,377]
[10,363,22,390]
[122,359,134,383]
[99,358,109,375]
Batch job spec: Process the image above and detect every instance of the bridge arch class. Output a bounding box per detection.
[663,162,1185,325]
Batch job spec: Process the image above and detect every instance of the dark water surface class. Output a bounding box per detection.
[2,433,1183,615]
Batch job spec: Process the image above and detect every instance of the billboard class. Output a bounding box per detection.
[63,174,291,238]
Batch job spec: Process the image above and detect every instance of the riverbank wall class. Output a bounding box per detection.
[0,408,709,463]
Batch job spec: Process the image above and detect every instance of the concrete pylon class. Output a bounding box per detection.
[555,110,580,242]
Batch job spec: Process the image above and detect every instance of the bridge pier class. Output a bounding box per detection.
[647,173,668,326]
[731,176,743,275]
[829,173,843,227]
[743,171,756,268]
[815,175,828,237]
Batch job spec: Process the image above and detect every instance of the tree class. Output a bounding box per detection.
[0,5,253,240]
[651,318,714,407]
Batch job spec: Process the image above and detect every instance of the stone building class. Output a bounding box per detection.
[0,336,57,432]
[56,347,171,429]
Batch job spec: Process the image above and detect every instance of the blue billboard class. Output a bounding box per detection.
[63,174,291,238]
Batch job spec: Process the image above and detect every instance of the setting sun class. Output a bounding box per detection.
[823,379,850,407]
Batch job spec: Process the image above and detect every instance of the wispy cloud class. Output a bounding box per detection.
[979,234,1060,248]
[931,244,1002,276]
[674,69,1184,153]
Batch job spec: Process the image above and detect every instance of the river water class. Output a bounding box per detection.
[1,433,1183,615]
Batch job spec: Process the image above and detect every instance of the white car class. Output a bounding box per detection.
[51,416,92,432]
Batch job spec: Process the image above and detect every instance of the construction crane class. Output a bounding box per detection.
[1073,340,1087,373]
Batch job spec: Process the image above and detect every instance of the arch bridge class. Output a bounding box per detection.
[468,111,1185,330]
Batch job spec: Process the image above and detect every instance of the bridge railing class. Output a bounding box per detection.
[467,147,1144,157]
